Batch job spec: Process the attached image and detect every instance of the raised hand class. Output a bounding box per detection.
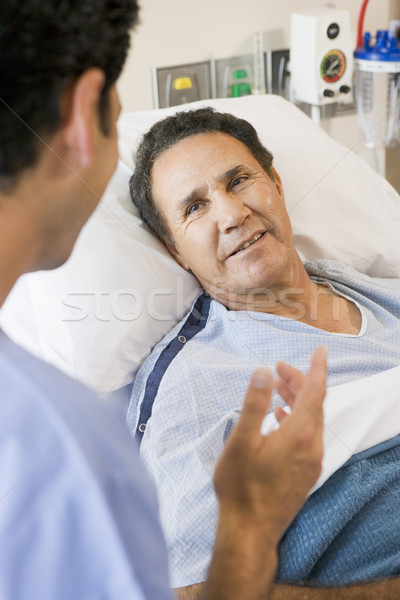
[203,347,327,600]
[214,346,327,538]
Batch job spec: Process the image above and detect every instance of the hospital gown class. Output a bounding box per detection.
[127,259,400,588]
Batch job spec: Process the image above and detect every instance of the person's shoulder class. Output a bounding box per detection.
[0,333,129,457]
[304,259,364,280]
[129,291,223,427]
[304,259,400,291]
[0,332,97,409]
[139,291,213,362]
[0,332,82,381]
[0,331,151,502]
[0,337,170,600]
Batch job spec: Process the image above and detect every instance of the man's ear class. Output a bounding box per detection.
[271,167,285,199]
[61,68,106,169]
[165,240,190,271]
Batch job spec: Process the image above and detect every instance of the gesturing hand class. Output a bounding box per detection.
[214,346,327,544]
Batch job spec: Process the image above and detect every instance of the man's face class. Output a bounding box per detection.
[151,131,296,301]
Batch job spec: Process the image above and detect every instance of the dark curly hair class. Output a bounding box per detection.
[0,0,140,190]
[130,107,274,244]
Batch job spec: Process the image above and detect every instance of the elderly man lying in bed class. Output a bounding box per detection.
[127,108,400,597]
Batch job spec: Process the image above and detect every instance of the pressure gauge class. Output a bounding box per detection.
[290,9,353,105]
[320,50,346,83]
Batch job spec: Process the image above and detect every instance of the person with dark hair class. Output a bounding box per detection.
[130,107,275,244]
[128,108,400,599]
[1,1,138,190]
[0,4,332,600]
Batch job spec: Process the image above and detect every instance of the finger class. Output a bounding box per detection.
[297,346,327,418]
[276,361,305,405]
[289,346,327,428]
[306,345,327,391]
[232,368,274,446]
[275,405,292,424]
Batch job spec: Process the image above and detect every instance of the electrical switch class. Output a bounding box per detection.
[173,77,193,90]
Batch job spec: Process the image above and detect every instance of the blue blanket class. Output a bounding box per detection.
[278,434,400,584]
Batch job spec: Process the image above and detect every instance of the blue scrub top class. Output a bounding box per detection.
[0,333,173,600]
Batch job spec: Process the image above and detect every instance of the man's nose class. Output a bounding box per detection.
[213,191,251,233]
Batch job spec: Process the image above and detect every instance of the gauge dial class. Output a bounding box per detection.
[320,50,346,83]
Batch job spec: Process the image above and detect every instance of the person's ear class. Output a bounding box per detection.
[165,240,190,271]
[61,68,106,169]
[271,167,285,199]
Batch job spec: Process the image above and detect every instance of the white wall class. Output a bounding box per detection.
[118,0,395,113]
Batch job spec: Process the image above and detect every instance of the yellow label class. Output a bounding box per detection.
[174,77,193,90]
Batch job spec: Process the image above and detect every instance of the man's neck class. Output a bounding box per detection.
[0,190,40,308]
[209,257,312,317]
[208,263,362,335]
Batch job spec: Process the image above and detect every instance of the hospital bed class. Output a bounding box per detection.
[1,94,400,486]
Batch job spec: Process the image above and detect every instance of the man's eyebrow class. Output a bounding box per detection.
[177,185,208,215]
[217,164,245,184]
[176,164,246,215]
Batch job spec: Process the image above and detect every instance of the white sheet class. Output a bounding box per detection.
[262,365,400,493]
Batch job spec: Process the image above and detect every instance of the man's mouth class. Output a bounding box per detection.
[230,232,265,257]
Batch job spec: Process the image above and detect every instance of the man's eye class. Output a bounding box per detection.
[186,202,202,216]
[231,176,247,188]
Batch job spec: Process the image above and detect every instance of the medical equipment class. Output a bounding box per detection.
[354,0,400,148]
[290,8,353,119]
[152,61,212,108]
[227,66,252,97]
[252,32,267,95]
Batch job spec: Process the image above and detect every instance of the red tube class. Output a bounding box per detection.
[357,0,370,47]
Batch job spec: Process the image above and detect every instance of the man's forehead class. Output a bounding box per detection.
[153,132,257,184]
[151,132,265,216]
[161,130,247,158]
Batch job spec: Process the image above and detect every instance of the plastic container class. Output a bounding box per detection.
[354,23,400,148]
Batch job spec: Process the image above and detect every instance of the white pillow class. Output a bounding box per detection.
[1,95,399,395]
[0,162,200,396]
[119,95,400,277]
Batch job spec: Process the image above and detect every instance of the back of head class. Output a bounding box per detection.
[0,0,140,192]
[130,107,274,243]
